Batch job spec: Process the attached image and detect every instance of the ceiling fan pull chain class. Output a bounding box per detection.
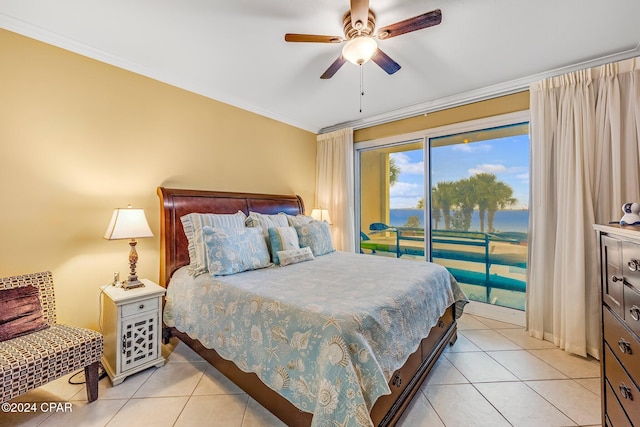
[359,64,364,113]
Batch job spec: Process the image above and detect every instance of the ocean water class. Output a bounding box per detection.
[389,209,529,233]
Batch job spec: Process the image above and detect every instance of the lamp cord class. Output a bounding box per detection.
[67,286,109,385]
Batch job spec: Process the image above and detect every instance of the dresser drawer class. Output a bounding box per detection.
[623,284,640,337]
[622,241,640,289]
[604,345,640,424]
[121,298,158,318]
[605,379,633,427]
[603,307,640,383]
[603,235,624,316]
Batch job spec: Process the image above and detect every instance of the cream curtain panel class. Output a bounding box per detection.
[528,57,640,358]
[316,128,356,252]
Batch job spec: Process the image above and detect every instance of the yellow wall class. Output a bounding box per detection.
[0,29,317,330]
[354,91,530,142]
[357,92,530,239]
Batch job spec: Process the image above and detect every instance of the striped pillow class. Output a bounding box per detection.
[268,226,300,264]
[245,212,289,237]
[284,214,314,226]
[181,211,247,276]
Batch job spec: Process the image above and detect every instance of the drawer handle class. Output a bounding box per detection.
[121,335,127,354]
[618,338,633,354]
[619,383,633,401]
[630,305,640,321]
[629,259,640,271]
[139,304,145,310]
[611,275,623,283]
[392,373,402,388]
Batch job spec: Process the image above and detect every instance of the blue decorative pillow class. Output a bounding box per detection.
[268,226,300,265]
[181,211,247,276]
[295,221,335,257]
[202,226,271,275]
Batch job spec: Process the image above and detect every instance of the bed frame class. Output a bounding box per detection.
[157,186,458,426]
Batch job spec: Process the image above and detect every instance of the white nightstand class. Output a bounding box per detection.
[100,279,166,385]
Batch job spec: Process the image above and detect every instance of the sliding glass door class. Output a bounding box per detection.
[429,123,529,310]
[356,113,529,312]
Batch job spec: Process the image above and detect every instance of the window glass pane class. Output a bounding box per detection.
[430,123,529,310]
[360,140,426,261]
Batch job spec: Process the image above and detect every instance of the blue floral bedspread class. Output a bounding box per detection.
[164,251,467,427]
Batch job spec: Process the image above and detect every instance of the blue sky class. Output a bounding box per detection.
[389,134,530,209]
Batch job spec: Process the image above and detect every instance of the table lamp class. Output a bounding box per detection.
[104,204,153,290]
[311,208,332,224]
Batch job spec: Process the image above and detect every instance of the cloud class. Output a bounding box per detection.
[468,164,508,175]
[390,197,422,209]
[468,164,527,176]
[390,152,424,175]
[516,172,529,183]
[390,181,423,198]
[451,144,492,153]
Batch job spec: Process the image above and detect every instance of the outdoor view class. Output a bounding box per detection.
[360,123,529,310]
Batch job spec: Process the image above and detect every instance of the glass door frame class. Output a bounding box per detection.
[354,110,530,325]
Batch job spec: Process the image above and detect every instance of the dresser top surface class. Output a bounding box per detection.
[594,223,640,240]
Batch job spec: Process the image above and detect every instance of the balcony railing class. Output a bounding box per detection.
[361,224,527,305]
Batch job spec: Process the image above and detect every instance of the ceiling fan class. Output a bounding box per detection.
[284,0,442,79]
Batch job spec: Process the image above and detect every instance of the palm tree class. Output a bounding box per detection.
[432,181,456,230]
[470,173,498,233]
[487,182,516,232]
[389,157,400,186]
[418,195,442,229]
[452,178,477,231]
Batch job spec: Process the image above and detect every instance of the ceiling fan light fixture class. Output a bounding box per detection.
[342,36,377,65]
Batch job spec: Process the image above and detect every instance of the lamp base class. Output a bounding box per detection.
[122,279,145,290]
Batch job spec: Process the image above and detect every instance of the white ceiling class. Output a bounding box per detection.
[2,0,640,133]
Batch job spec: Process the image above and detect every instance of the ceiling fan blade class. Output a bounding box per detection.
[320,56,347,79]
[377,9,442,39]
[371,48,401,75]
[350,0,370,31]
[285,33,343,43]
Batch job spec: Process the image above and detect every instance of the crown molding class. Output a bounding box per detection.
[320,42,640,134]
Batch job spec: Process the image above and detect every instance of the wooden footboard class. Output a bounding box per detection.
[166,305,457,427]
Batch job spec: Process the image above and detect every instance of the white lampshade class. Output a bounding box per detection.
[342,36,378,65]
[311,208,332,225]
[104,205,153,240]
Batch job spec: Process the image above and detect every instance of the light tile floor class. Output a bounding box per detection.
[2,313,602,427]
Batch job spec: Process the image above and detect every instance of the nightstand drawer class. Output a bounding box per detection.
[121,298,158,318]
[603,307,640,383]
[604,345,640,424]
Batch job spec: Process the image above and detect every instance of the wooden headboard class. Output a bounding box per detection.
[157,187,305,287]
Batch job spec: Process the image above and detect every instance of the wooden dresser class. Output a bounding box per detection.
[594,224,640,426]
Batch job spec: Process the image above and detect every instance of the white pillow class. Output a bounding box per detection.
[277,247,315,266]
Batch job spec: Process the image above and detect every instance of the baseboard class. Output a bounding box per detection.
[463,301,526,327]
